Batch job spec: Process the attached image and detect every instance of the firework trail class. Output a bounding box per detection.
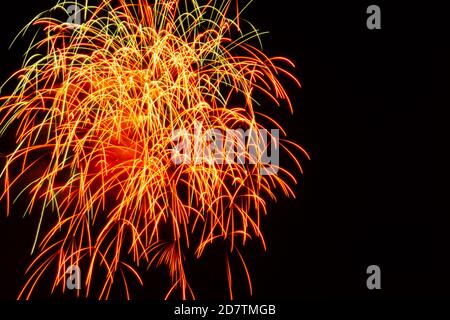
[0,0,307,299]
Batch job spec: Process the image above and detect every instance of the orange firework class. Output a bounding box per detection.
[0,0,307,299]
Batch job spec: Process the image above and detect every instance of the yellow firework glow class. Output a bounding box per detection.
[0,0,307,299]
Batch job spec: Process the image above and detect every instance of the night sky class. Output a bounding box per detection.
[0,0,448,304]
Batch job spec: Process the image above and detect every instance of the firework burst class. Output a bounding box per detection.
[0,0,307,299]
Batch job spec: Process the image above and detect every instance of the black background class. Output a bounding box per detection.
[0,0,449,303]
